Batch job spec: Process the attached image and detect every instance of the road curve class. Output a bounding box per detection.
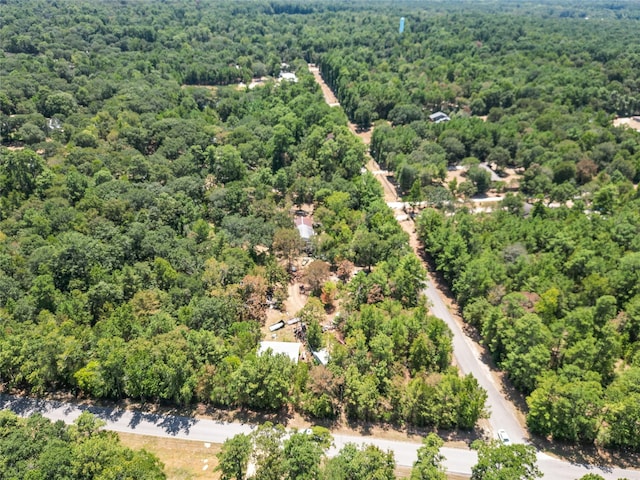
[308,62,527,445]
[424,279,527,445]
[1,394,638,479]
[305,66,640,478]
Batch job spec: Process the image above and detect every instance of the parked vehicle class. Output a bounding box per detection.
[497,429,512,445]
[269,320,285,332]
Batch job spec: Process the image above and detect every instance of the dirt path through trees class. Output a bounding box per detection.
[308,65,340,106]
[367,158,400,203]
[308,60,445,292]
[309,64,530,439]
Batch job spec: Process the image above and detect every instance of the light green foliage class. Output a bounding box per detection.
[527,368,603,443]
[306,317,324,352]
[0,149,51,198]
[334,302,481,427]
[18,122,46,144]
[599,367,640,450]
[0,411,165,480]
[467,165,492,194]
[283,431,324,480]
[218,424,333,480]
[251,423,287,480]
[74,360,108,398]
[471,441,541,480]
[391,254,427,307]
[410,433,446,480]
[403,373,487,429]
[322,443,396,480]
[216,433,252,480]
[207,144,247,184]
[230,353,294,410]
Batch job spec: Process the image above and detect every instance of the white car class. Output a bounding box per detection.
[497,429,512,445]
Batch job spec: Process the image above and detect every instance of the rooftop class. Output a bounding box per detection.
[429,111,450,123]
[258,341,301,364]
[312,348,330,366]
[294,216,315,240]
[279,72,298,83]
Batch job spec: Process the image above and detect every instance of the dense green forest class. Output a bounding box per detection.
[0,0,484,432]
[0,410,165,479]
[417,200,640,449]
[2,0,640,452]
[322,2,640,201]
[214,424,543,480]
[367,0,640,453]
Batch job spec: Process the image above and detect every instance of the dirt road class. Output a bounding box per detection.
[308,63,530,442]
[368,158,400,203]
[308,65,340,106]
[284,281,307,314]
[309,65,399,203]
[4,394,638,480]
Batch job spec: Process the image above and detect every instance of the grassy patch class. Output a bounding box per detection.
[118,432,470,480]
[118,432,222,480]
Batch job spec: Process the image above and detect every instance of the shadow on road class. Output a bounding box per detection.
[0,394,53,416]
[202,404,294,431]
[127,409,197,435]
[85,404,126,422]
[340,413,487,447]
[158,414,197,435]
[0,393,198,436]
[531,436,640,472]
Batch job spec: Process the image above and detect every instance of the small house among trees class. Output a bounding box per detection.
[279,72,298,83]
[312,348,330,366]
[258,341,302,364]
[294,216,315,242]
[429,111,450,123]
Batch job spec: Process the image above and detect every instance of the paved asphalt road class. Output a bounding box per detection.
[1,394,638,479]
[297,67,640,479]
[423,280,527,445]
[309,59,523,446]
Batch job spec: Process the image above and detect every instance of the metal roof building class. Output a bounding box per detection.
[429,111,450,123]
[312,348,330,366]
[294,216,315,241]
[258,341,301,364]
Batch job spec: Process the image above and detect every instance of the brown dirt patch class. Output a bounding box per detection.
[367,158,400,203]
[446,166,520,200]
[118,432,222,480]
[396,466,412,478]
[350,122,373,144]
[445,166,467,187]
[308,65,340,106]
[284,279,307,314]
[262,280,309,343]
[614,116,640,131]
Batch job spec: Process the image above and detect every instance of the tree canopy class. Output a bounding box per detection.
[3,0,640,452]
[0,411,165,480]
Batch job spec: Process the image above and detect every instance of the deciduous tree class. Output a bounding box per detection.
[216,433,252,480]
[410,433,446,480]
[471,441,541,480]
